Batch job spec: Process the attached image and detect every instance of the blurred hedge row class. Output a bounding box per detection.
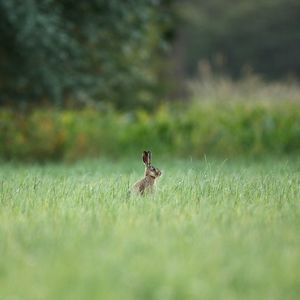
[1,102,300,161]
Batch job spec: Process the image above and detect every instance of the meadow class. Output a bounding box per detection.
[1,156,299,300]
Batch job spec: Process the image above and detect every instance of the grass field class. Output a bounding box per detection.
[0,157,300,300]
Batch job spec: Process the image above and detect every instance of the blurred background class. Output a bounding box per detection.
[0,0,300,161]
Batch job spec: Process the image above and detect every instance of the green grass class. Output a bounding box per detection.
[0,157,300,300]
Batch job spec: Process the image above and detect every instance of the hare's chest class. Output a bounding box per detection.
[132,177,155,195]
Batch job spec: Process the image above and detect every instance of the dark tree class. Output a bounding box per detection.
[0,0,174,108]
[176,0,300,80]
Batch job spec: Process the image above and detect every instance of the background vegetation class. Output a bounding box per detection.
[1,101,300,161]
[1,0,300,110]
[1,76,300,161]
[0,0,173,108]
[176,0,300,80]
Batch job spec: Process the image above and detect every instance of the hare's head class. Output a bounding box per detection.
[143,150,161,178]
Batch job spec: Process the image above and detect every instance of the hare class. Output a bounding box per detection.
[131,150,161,195]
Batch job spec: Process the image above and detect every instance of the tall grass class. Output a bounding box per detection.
[189,72,300,103]
[0,157,299,299]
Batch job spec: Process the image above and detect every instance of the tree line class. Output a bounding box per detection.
[0,0,299,109]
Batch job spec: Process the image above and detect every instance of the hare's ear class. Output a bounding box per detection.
[142,150,151,166]
[147,150,152,164]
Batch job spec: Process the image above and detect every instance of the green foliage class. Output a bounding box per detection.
[1,158,300,299]
[0,0,174,108]
[1,100,300,161]
[178,0,300,79]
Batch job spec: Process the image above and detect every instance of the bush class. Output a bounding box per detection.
[1,100,300,161]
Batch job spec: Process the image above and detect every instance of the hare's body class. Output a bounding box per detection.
[131,151,161,195]
[132,175,155,195]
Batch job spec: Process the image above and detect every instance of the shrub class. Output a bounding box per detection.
[1,101,300,161]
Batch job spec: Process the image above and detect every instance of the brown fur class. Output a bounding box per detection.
[131,151,161,195]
